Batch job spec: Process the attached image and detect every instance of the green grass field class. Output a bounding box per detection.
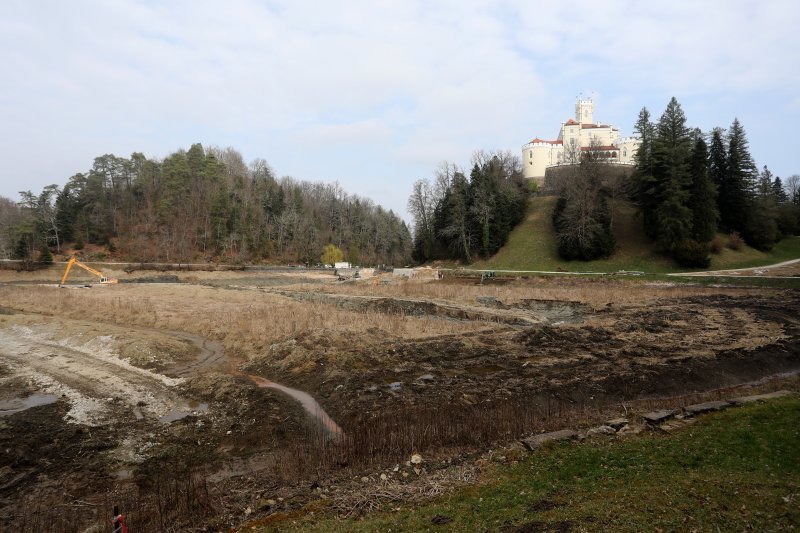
[284,396,800,532]
[472,196,800,274]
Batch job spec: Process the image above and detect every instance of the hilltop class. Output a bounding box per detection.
[472,196,800,274]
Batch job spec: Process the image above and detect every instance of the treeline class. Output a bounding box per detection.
[550,97,800,266]
[632,97,799,266]
[407,151,529,263]
[0,144,412,265]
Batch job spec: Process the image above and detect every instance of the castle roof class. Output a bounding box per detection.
[564,119,578,126]
[528,138,562,145]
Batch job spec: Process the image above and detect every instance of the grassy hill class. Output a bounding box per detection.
[472,196,800,273]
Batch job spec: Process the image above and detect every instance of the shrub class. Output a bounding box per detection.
[709,235,725,254]
[39,245,53,264]
[673,239,711,268]
[726,232,744,251]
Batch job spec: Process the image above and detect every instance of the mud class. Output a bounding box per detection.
[0,273,798,531]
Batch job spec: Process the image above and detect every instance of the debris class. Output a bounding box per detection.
[431,514,453,525]
[641,409,677,425]
[730,390,794,405]
[605,417,629,430]
[410,453,423,465]
[521,429,578,451]
[683,400,731,416]
[587,425,616,436]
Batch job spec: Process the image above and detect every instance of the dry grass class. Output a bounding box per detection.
[301,277,768,309]
[0,284,487,358]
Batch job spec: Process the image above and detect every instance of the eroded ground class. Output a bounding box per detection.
[0,267,798,530]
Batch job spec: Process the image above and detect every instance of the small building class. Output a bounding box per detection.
[334,262,351,270]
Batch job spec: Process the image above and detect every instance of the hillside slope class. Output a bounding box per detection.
[473,196,800,273]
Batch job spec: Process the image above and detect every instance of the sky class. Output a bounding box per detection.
[1,0,798,221]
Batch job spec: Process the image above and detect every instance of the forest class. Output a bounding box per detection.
[538,98,799,266]
[627,97,800,266]
[0,144,412,266]
[407,150,530,263]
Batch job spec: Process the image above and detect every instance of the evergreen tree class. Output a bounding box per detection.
[772,176,788,203]
[708,128,728,229]
[745,165,780,250]
[631,107,659,238]
[722,118,756,234]
[651,97,693,253]
[688,136,718,242]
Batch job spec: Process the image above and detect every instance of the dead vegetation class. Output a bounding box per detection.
[0,272,798,531]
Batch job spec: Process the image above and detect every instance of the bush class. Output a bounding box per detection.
[709,235,725,254]
[673,239,711,268]
[726,232,744,251]
[39,245,53,264]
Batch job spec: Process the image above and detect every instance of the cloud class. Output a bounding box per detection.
[0,0,798,219]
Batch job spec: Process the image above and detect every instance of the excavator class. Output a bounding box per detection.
[59,256,118,287]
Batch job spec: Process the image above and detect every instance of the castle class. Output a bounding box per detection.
[522,97,640,184]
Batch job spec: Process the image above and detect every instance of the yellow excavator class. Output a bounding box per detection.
[59,256,118,286]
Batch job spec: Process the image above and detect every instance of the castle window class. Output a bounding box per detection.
[623,149,627,157]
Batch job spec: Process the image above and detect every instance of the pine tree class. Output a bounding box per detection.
[632,107,659,238]
[745,165,780,250]
[772,176,788,203]
[708,128,727,228]
[722,118,757,234]
[651,97,693,253]
[688,136,718,242]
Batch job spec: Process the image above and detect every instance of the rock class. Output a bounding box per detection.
[683,400,731,416]
[257,498,277,511]
[730,390,794,405]
[431,514,453,525]
[361,476,369,482]
[410,453,423,464]
[417,374,435,382]
[641,409,677,425]
[617,424,642,435]
[244,506,252,516]
[380,473,387,481]
[389,382,402,391]
[367,385,378,392]
[521,429,578,451]
[606,417,629,430]
[587,425,616,436]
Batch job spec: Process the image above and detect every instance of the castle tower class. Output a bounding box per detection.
[575,98,594,125]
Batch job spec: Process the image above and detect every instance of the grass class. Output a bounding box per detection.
[282,396,800,532]
[473,196,800,274]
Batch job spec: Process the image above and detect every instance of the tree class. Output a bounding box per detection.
[631,107,658,238]
[552,144,616,260]
[744,165,780,250]
[688,136,718,243]
[437,171,472,262]
[408,178,436,262]
[651,97,693,254]
[321,243,344,265]
[722,118,756,235]
[772,176,788,203]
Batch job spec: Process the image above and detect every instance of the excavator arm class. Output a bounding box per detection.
[59,256,118,286]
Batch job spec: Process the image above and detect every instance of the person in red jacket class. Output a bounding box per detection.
[112,505,128,533]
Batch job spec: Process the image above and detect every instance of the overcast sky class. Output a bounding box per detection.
[1,0,798,220]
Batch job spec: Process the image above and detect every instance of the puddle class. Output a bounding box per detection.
[0,393,58,416]
[158,401,209,424]
[249,375,343,436]
[465,365,504,376]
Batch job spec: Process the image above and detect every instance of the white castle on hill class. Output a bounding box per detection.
[522,97,640,184]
